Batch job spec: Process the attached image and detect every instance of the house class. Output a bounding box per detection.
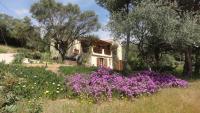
[50,39,123,70]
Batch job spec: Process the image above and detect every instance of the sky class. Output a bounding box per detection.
[0,0,111,39]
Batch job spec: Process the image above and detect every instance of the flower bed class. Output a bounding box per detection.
[65,67,188,100]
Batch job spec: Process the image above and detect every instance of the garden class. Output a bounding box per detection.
[0,0,200,113]
[1,62,197,113]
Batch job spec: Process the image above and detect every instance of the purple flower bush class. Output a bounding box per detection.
[65,67,188,100]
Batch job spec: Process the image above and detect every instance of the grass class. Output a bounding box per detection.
[0,45,20,53]
[1,62,199,113]
[59,66,97,75]
[15,79,200,113]
[0,63,65,99]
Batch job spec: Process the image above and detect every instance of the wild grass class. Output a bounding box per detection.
[16,79,200,113]
[59,66,97,75]
[0,45,20,53]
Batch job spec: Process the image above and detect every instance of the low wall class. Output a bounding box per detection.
[0,53,16,64]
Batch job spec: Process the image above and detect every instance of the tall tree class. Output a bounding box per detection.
[128,1,178,69]
[174,13,200,76]
[96,0,137,73]
[171,0,200,76]
[31,0,100,61]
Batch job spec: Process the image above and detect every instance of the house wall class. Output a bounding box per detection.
[117,42,123,60]
[50,41,59,58]
[90,55,113,69]
[66,40,82,56]
[50,39,122,70]
[112,41,123,71]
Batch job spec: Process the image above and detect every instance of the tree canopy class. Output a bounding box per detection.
[31,0,100,61]
[97,0,200,76]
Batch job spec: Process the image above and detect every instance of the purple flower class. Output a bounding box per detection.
[65,67,188,100]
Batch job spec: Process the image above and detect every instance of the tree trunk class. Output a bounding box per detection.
[183,46,192,76]
[154,48,160,70]
[0,29,7,46]
[124,32,130,75]
[194,48,200,75]
[123,3,131,75]
[58,48,66,63]
[61,53,65,62]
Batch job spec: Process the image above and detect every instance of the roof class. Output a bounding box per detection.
[92,39,112,46]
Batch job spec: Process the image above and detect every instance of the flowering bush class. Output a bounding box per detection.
[66,67,188,100]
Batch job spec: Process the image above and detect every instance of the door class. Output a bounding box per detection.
[97,58,107,67]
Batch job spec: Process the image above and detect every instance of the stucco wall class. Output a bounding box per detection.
[117,42,123,60]
[90,56,113,69]
[0,53,16,64]
[50,41,59,58]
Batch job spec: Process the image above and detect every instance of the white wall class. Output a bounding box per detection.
[0,53,16,64]
[50,40,59,58]
[117,43,123,60]
[90,56,113,69]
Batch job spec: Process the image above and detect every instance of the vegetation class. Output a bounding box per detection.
[0,63,65,99]
[0,14,43,51]
[1,0,200,113]
[17,80,200,113]
[66,67,187,102]
[96,0,134,74]
[96,0,200,77]
[59,66,97,75]
[31,0,100,61]
[0,45,21,53]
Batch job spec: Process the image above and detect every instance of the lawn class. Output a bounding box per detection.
[59,66,97,75]
[17,80,200,113]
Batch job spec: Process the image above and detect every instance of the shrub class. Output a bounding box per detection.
[65,67,188,101]
[12,54,25,64]
[152,54,177,72]
[129,58,149,71]
[0,72,19,113]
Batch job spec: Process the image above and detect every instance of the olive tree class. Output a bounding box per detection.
[31,0,100,61]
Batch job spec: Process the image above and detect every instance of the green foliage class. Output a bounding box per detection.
[13,49,53,64]
[30,0,100,61]
[17,49,42,60]
[0,63,65,100]
[0,13,42,50]
[41,52,51,62]
[174,13,200,49]
[12,54,24,64]
[152,54,177,72]
[0,48,7,53]
[129,58,149,71]
[59,66,97,75]
[0,72,19,113]
[96,0,137,13]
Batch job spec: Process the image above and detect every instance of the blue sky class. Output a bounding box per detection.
[0,0,111,39]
